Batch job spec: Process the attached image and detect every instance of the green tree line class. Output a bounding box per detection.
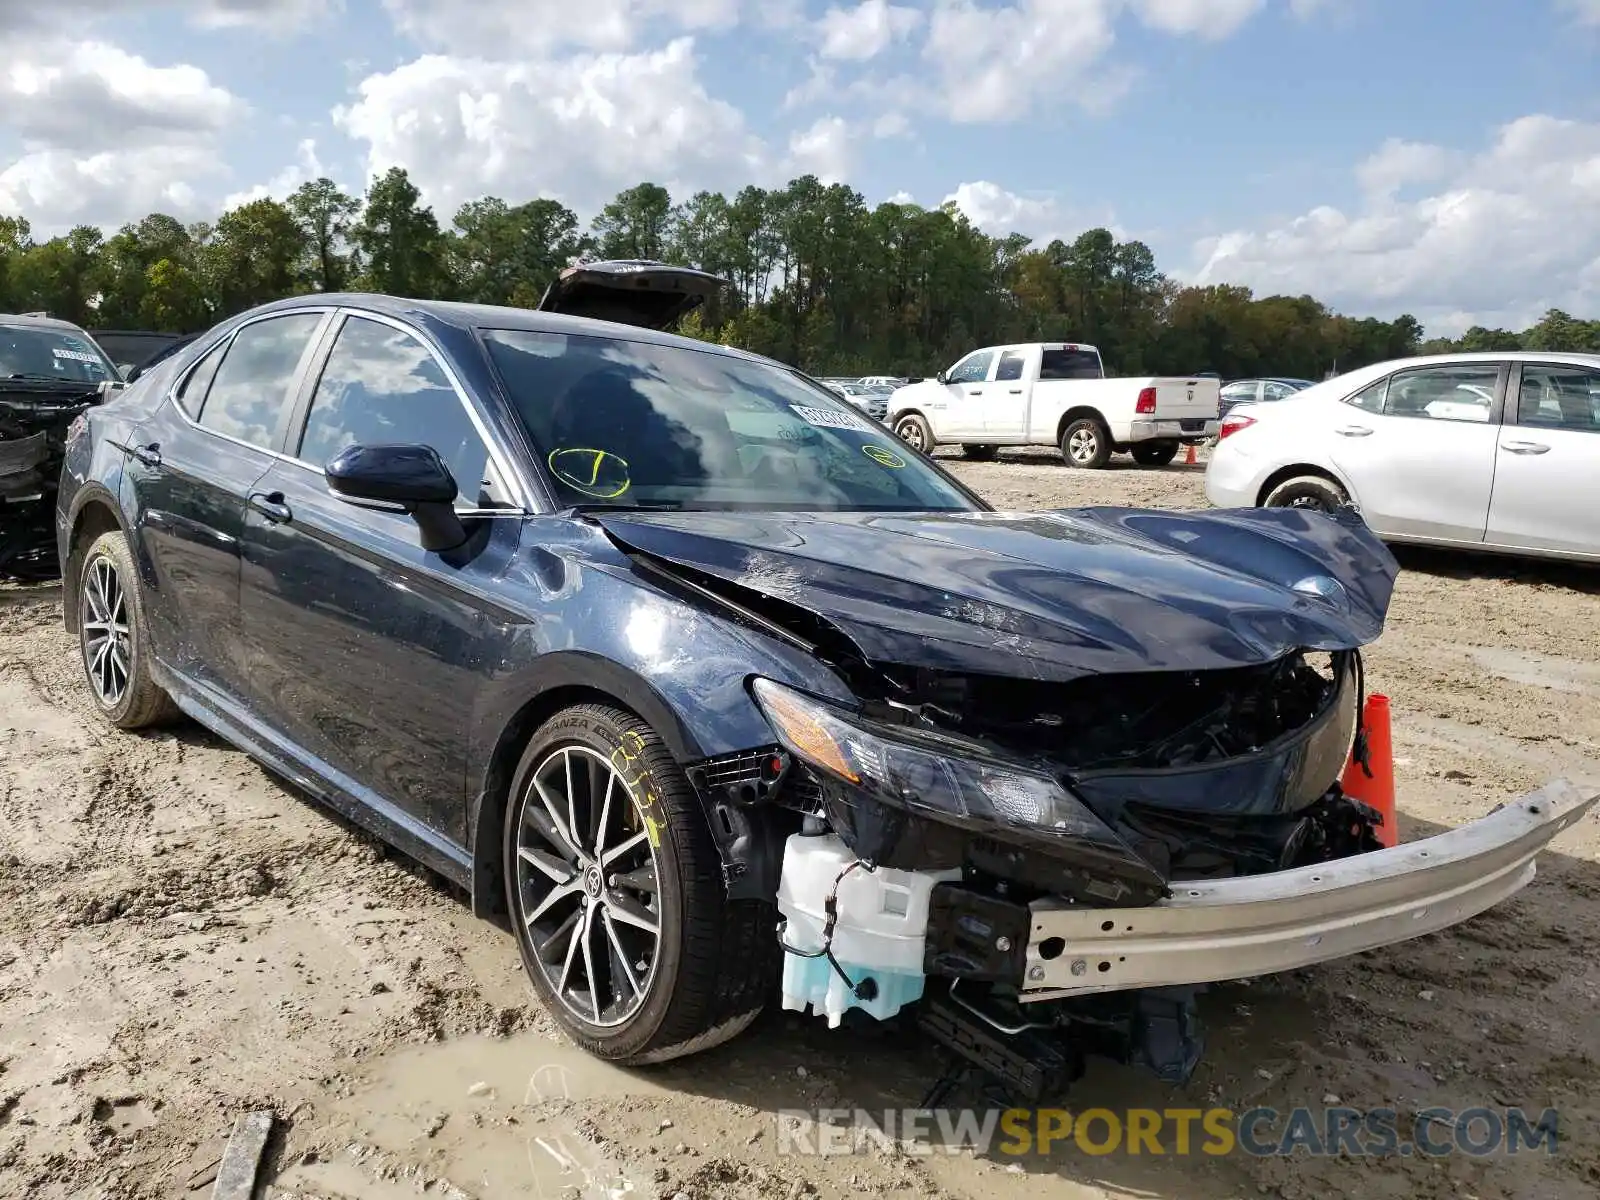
[3,167,1596,378]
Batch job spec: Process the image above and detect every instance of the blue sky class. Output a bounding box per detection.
[2,1,1598,335]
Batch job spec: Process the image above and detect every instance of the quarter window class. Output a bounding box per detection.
[197,314,325,450]
[174,341,226,418]
[298,316,503,508]
[1515,364,1600,433]
[1343,378,1388,413]
[945,351,992,385]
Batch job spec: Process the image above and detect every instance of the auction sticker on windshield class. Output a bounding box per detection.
[790,404,871,432]
[862,444,906,468]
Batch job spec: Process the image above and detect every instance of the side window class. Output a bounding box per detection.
[946,350,993,385]
[1344,377,1389,413]
[174,340,227,418]
[1222,382,1258,404]
[1262,381,1295,401]
[995,351,1026,382]
[1382,364,1499,423]
[197,314,325,449]
[1038,348,1103,380]
[298,316,503,508]
[1515,364,1600,433]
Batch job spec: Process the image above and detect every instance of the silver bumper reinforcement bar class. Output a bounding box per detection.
[1020,778,1599,1001]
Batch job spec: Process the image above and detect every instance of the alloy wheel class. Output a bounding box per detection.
[514,745,662,1027]
[897,420,925,451]
[1067,427,1100,464]
[82,555,132,708]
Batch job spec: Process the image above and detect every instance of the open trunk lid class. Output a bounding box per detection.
[536,259,730,331]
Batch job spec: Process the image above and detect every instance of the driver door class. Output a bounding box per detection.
[236,311,523,842]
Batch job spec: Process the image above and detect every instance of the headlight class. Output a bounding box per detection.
[751,678,1113,841]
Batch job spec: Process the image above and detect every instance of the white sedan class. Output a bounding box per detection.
[1205,351,1600,562]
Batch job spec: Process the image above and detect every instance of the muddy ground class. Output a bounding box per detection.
[2,449,1599,1200]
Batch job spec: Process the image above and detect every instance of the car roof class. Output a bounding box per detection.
[0,312,90,333]
[245,292,775,367]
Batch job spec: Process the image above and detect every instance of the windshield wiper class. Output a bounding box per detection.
[564,500,691,514]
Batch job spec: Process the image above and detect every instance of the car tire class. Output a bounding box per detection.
[1262,473,1350,513]
[894,413,934,453]
[503,703,776,1065]
[960,444,998,461]
[1060,417,1112,469]
[1130,441,1180,467]
[77,530,181,730]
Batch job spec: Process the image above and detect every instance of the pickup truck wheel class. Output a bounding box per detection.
[894,414,934,452]
[960,444,998,461]
[504,703,775,1064]
[1060,418,1112,469]
[1131,441,1179,467]
[1262,474,1349,512]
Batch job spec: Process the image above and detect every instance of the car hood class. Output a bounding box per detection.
[596,506,1399,681]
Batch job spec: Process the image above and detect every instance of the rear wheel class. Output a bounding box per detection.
[894,413,934,453]
[77,531,180,729]
[960,444,998,461]
[504,703,775,1064]
[1131,440,1180,467]
[1262,473,1349,513]
[1060,417,1112,469]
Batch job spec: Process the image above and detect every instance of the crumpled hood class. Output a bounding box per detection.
[597,506,1399,681]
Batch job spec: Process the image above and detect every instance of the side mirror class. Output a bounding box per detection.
[325,443,468,552]
[934,369,948,385]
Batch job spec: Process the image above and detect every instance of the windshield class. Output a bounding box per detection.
[483,329,979,513]
[0,324,116,384]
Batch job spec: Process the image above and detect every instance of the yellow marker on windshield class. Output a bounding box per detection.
[548,447,631,498]
[862,444,906,469]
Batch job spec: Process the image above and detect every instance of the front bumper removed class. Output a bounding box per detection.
[1020,777,1598,1000]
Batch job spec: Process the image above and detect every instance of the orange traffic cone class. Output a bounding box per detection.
[1341,694,1397,847]
[1184,443,1198,465]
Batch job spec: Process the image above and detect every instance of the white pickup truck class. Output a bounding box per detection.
[886,342,1221,468]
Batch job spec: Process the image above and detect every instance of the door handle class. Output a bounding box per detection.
[130,442,161,466]
[1008,388,1023,394]
[1334,426,1373,437]
[248,491,293,523]
[1500,440,1550,455]
[968,389,983,395]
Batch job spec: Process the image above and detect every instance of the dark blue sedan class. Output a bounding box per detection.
[54,274,1463,1087]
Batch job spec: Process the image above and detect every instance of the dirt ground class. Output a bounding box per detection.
[3,448,1599,1200]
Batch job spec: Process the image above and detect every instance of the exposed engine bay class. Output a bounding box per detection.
[2,381,107,579]
[688,644,1385,1101]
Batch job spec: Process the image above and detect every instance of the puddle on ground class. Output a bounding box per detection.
[271,1033,664,1198]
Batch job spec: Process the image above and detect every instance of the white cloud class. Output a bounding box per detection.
[787,116,855,182]
[1191,114,1600,334]
[190,0,342,30]
[816,0,922,61]
[379,0,741,54]
[334,38,766,220]
[1355,138,1463,200]
[2,40,242,152]
[0,37,244,231]
[1128,0,1265,38]
[221,138,327,210]
[941,180,1121,244]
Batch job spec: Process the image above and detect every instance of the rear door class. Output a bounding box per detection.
[121,310,331,697]
[1325,360,1506,542]
[982,346,1034,439]
[1483,360,1600,557]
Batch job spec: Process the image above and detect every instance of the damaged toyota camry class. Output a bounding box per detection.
[56,267,1596,1095]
